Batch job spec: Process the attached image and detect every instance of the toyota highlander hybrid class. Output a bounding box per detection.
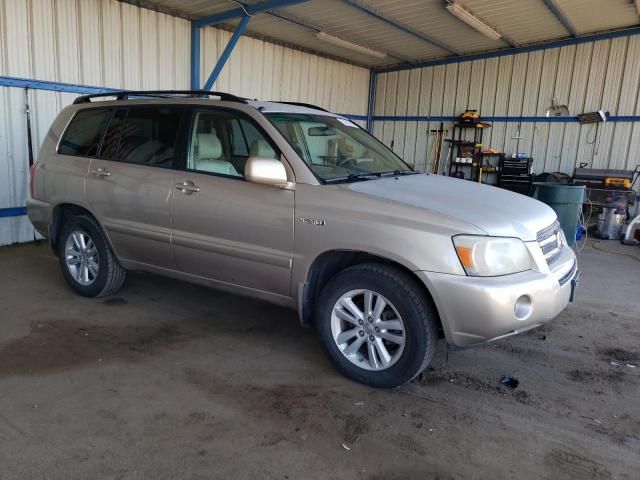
[27,91,578,388]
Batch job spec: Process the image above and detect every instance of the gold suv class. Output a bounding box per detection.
[28,91,578,387]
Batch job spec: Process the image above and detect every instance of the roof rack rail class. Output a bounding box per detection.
[276,101,330,112]
[73,90,248,105]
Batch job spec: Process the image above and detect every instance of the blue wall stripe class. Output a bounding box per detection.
[375,26,640,74]
[371,115,640,123]
[0,207,27,218]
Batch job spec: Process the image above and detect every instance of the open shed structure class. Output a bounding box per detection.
[1,0,640,245]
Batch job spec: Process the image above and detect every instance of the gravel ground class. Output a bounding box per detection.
[0,239,639,479]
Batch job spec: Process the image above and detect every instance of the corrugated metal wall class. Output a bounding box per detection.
[198,27,369,119]
[373,35,640,182]
[0,0,369,246]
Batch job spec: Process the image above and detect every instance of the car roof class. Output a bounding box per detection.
[71,91,338,117]
[246,100,338,117]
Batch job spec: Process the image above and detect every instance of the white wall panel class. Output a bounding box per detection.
[373,35,640,195]
[0,0,193,246]
[0,0,369,246]
[199,27,368,117]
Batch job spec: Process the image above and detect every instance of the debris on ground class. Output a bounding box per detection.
[341,443,351,451]
[500,375,519,389]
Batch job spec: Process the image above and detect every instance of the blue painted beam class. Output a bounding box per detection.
[370,115,640,122]
[542,0,577,37]
[0,207,27,218]
[193,0,310,28]
[375,26,640,74]
[203,15,251,91]
[191,23,201,89]
[341,0,462,56]
[0,76,117,94]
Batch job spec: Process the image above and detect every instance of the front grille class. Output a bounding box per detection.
[558,260,577,286]
[537,220,563,266]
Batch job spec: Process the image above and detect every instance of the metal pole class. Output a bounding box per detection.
[190,23,201,89]
[366,69,377,133]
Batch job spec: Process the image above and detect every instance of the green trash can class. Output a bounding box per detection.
[531,182,585,247]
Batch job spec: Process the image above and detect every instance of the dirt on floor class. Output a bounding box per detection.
[0,240,639,479]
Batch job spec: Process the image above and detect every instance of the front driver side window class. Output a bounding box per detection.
[187,111,278,178]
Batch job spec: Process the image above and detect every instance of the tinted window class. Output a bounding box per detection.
[58,108,112,157]
[116,107,182,168]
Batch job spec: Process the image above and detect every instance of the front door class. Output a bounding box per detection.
[85,106,185,269]
[171,108,294,296]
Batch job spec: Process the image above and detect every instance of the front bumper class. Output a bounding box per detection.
[417,246,577,348]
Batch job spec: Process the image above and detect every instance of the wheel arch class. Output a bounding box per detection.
[50,203,113,256]
[298,250,443,337]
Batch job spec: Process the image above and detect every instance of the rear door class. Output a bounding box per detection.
[85,105,186,269]
[171,107,294,296]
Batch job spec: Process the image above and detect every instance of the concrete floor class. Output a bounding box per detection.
[1,239,639,479]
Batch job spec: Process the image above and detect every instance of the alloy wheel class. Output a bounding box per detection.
[330,289,406,371]
[64,230,99,286]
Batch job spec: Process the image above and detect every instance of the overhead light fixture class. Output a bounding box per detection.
[446,2,502,41]
[315,32,387,59]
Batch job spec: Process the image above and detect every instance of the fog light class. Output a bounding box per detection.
[514,295,532,320]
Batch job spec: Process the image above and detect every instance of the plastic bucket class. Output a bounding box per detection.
[532,182,585,247]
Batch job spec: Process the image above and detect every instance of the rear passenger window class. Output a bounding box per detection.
[58,108,112,157]
[115,107,183,168]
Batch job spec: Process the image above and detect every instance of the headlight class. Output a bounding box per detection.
[452,235,533,276]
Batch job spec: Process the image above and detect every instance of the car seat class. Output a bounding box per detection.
[195,133,239,176]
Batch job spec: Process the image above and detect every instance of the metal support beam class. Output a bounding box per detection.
[0,76,117,94]
[366,69,377,133]
[542,0,577,37]
[341,0,462,56]
[191,23,201,89]
[193,0,310,28]
[202,15,251,91]
[375,26,640,74]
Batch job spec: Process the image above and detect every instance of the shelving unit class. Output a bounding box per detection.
[478,152,502,184]
[446,123,490,181]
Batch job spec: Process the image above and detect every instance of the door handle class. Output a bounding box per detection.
[175,181,200,194]
[92,167,111,177]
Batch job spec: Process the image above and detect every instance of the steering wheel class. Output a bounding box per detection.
[337,157,357,167]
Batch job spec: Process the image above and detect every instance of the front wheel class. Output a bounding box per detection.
[316,263,438,388]
[58,215,126,297]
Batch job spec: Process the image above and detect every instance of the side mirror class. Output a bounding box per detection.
[245,157,290,187]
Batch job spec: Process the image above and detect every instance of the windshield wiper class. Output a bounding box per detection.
[324,172,383,184]
[379,169,420,177]
[325,169,420,184]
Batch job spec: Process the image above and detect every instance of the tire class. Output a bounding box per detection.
[315,263,437,388]
[58,214,126,297]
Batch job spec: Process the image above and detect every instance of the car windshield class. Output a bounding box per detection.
[265,113,413,182]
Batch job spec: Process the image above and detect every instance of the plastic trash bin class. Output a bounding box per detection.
[532,182,585,247]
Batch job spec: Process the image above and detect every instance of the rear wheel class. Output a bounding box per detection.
[316,263,438,388]
[58,215,126,297]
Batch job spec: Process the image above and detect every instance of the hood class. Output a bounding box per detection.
[343,174,557,241]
